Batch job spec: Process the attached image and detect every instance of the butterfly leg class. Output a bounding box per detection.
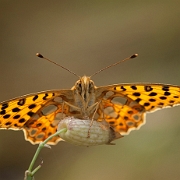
[63,101,81,112]
[91,101,102,122]
[87,101,101,137]
[60,101,66,120]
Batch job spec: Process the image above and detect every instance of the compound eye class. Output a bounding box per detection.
[76,82,82,92]
[88,81,94,92]
[89,81,94,88]
[78,82,82,88]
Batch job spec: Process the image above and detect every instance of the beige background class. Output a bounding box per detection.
[0,1,180,180]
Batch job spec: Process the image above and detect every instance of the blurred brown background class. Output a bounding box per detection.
[0,1,180,180]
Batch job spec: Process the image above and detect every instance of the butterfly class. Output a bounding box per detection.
[0,53,180,145]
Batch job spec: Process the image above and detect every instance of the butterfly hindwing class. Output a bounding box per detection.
[97,99,145,135]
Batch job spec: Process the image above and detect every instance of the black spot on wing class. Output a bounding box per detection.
[162,86,169,91]
[33,95,39,101]
[131,86,137,90]
[121,86,126,91]
[1,103,8,110]
[164,91,171,96]
[5,122,12,126]
[133,92,141,97]
[19,118,26,123]
[144,86,153,92]
[159,96,167,100]
[43,93,48,100]
[169,100,175,103]
[149,98,156,102]
[17,99,26,106]
[144,102,150,107]
[13,115,21,119]
[158,102,164,106]
[12,107,21,112]
[27,111,35,117]
[148,92,157,96]
[3,114,10,119]
[0,110,6,115]
[135,98,141,103]
[28,104,36,109]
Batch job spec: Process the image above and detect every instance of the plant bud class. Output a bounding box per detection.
[57,117,123,146]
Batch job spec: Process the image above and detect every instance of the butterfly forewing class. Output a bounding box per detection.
[0,90,73,144]
[96,83,180,134]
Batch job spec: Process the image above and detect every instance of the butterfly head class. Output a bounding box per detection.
[73,76,95,101]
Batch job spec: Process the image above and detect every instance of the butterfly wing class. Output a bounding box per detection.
[96,83,180,135]
[0,89,74,145]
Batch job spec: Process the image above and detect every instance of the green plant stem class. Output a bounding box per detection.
[24,128,67,180]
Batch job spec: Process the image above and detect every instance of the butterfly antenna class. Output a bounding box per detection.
[36,53,80,78]
[90,54,138,78]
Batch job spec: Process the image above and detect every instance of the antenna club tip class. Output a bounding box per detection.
[130,54,138,58]
[36,53,44,58]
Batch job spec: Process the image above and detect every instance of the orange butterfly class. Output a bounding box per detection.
[0,53,180,145]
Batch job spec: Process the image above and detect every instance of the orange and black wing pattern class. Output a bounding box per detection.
[0,90,73,145]
[96,84,180,134]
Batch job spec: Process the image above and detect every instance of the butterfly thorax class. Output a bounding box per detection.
[71,76,96,118]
